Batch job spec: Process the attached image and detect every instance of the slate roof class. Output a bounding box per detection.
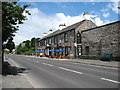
[81,20,120,33]
[41,20,89,40]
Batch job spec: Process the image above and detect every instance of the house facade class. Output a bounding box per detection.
[36,13,120,60]
[81,21,120,60]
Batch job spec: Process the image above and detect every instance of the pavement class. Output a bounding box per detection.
[1,55,33,88]
[31,56,119,68]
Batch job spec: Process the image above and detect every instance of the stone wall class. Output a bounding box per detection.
[57,29,75,58]
[81,21,120,60]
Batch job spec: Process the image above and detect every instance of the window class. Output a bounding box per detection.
[77,33,81,44]
[64,33,68,42]
[54,36,56,44]
[42,40,44,46]
[46,39,49,45]
[59,34,62,44]
[49,38,52,45]
[54,36,58,44]
[85,46,89,55]
[44,40,46,46]
[40,41,42,46]
[37,41,40,46]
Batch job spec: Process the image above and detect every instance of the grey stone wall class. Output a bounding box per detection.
[36,29,76,58]
[81,21,120,60]
[76,20,97,33]
[75,20,97,57]
[57,30,75,58]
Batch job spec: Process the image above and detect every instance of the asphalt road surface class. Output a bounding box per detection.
[6,54,119,88]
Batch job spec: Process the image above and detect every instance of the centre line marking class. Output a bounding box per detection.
[42,63,53,67]
[101,78,120,84]
[35,61,39,63]
[74,63,79,64]
[59,67,83,74]
[33,61,39,63]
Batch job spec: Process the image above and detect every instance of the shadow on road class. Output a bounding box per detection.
[2,61,30,76]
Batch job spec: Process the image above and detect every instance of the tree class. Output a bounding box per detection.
[16,37,40,55]
[23,40,30,49]
[5,37,15,53]
[31,37,36,48]
[2,1,31,69]
[2,2,31,44]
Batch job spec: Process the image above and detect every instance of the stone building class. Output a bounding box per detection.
[36,13,120,60]
[81,21,120,60]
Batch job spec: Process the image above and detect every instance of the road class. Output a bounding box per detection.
[6,54,119,88]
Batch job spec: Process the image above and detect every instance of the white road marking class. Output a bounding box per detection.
[88,64,118,70]
[42,63,53,67]
[9,58,36,88]
[59,67,83,74]
[73,62,118,70]
[101,78,120,84]
[32,60,39,63]
[74,63,79,64]
[26,59,39,63]
[35,61,39,63]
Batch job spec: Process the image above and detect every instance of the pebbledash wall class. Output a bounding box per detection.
[80,21,120,60]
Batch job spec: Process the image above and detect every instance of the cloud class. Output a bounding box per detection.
[13,8,110,45]
[103,12,110,18]
[100,8,110,18]
[94,17,104,26]
[101,8,108,12]
[107,2,120,14]
[104,20,111,24]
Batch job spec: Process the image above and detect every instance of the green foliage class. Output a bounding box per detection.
[25,50,35,55]
[16,37,40,55]
[5,37,15,53]
[31,37,36,48]
[23,40,30,49]
[4,49,10,54]
[2,2,31,43]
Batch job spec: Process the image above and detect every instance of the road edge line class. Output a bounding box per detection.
[8,58,36,88]
[101,78,120,84]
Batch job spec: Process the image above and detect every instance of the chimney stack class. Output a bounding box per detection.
[48,29,53,34]
[43,32,47,37]
[83,12,90,20]
[59,23,66,30]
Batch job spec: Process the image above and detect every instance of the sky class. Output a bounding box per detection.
[13,1,120,45]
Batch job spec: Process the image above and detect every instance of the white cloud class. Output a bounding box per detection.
[94,18,104,26]
[13,8,110,45]
[104,20,111,24]
[101,8,108,12]
[107,2,120,14]
[103,12,110,18]
[100,8,110,18]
